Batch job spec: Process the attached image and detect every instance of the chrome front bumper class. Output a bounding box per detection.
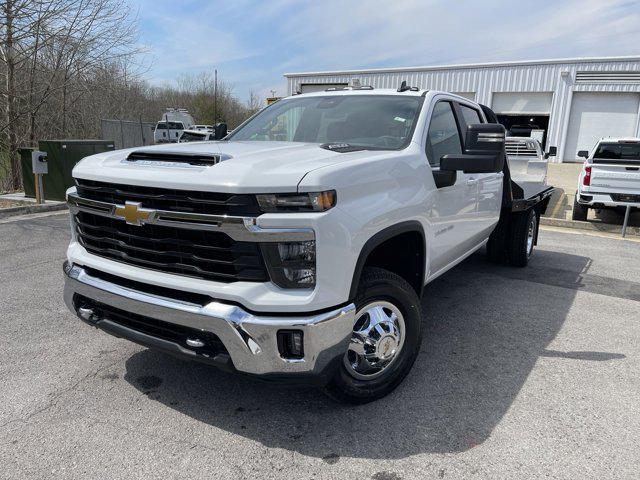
[63,264,355,379]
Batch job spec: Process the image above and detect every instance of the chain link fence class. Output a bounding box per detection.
[101,119,156,150]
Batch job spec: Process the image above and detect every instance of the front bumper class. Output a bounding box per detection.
[63,263,355,382]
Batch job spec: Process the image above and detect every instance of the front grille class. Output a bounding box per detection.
[74,294,228,358]
[76,179,261,216]
[74,210,269,283]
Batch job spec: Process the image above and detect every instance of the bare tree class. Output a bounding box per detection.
[0,0,141,190]
[0,0,261,192]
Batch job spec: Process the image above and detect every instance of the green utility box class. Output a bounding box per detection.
[18,147,35,198]
[21,140,115,201]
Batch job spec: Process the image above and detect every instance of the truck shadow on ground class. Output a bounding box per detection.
[124,249,625,459]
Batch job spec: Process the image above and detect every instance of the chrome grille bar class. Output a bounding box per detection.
[68,191,314,242]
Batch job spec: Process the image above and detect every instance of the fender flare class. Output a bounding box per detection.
[348,220,426,300]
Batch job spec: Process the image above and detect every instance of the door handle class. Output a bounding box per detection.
[466,178,478,186]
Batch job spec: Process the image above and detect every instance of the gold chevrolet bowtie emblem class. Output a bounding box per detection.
[114,201,154,226]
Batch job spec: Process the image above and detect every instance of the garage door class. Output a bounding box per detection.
[300,83,348,93]
[492,92,553,114]
[563,92,640,162]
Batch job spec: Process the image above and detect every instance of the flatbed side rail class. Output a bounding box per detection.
[509,185,556,213]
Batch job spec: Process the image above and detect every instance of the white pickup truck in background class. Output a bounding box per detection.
[573,138,640,221]
[63,87,554,403]
[153,108,196,144]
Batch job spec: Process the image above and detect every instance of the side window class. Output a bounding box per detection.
[459,104,483,127]
[426,102,462,167]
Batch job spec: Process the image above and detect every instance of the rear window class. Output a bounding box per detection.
[594,143,640,160]
[156,122,184,130]
[179,132,207,142]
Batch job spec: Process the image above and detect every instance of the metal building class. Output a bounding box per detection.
[284,56,640,162]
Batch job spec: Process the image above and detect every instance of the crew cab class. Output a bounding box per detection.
[573,138,640,220]
[63,87,553,403]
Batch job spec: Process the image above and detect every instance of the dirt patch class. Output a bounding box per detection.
[0,199,30,209]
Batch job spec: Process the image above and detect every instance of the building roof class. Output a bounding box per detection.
[284,55,640,78]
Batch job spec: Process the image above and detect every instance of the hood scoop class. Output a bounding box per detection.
[125,150,229,167]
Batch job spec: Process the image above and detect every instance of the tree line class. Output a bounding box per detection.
[0,0,262,191]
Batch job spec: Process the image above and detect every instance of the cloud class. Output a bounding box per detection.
[130,0,640,100]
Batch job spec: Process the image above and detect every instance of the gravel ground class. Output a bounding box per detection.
[0,199,29,209]
[1,212,639,479]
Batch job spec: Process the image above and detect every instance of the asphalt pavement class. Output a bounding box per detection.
[1,212,639,479]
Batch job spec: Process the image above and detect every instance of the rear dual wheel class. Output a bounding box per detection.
[507,209,538,267]
[488,209,538,267]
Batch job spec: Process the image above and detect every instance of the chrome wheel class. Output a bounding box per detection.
[343,301,405,380]
[526,214,536,257]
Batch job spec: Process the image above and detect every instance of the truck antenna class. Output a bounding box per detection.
[398,81,410,92]
[397,80,419,92]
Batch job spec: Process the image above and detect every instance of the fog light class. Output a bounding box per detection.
[277,330,304,359]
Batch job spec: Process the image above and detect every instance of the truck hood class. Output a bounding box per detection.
[72,141,385,193]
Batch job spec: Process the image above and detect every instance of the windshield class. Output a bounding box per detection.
[594,142,640,160]
[228,95,424,150]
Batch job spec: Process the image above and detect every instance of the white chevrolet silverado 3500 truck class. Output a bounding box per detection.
[63,87,554,403]
[572,138,640,221]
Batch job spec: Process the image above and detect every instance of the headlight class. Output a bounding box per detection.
[256,191,336,213]
[261,240,316,289]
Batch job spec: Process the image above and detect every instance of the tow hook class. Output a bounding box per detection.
[186,338,205,348]
[77,306,98,325]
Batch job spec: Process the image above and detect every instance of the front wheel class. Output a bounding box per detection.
[323,267,422,404]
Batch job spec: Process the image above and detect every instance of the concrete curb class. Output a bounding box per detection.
[541,216,640,237]
[0,202,68,220]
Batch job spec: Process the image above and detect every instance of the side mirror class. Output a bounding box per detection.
[544,146,557,159]
[578,150,589,159]
[214,123,228,140]
[440,123,506,174]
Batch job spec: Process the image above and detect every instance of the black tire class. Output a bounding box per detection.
[572,200,588,221]
[507,209,537,268]
[323,267,422,404]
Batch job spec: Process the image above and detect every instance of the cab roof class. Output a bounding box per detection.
[288,88,479,102]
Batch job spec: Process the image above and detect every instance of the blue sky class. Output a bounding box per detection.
[130,0,640,102]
